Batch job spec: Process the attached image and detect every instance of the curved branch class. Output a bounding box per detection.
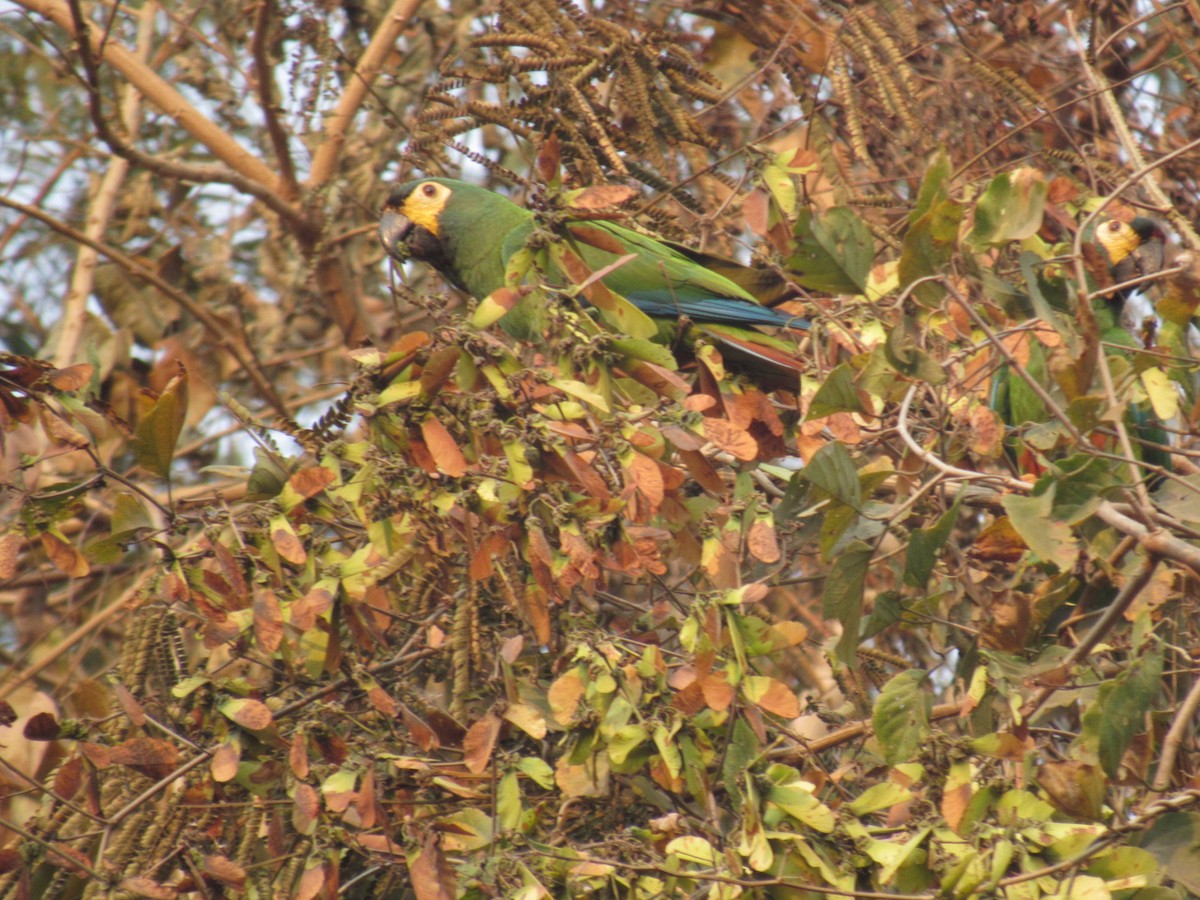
[305,0,424,190]
[18,0,292,204]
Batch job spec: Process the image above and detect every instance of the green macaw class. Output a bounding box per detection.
[378,178,809,384]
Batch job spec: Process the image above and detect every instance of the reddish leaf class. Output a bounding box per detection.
[254,590,284,653]
[289,731,311,778]
[23,711,61,741]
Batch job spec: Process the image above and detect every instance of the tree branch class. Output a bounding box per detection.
[18,0,292,203]
[0,195,290,417]
[304,0,423,190]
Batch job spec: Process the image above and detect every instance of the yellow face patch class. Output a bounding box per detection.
[400,181,452,236]
[1096,219,1142,266]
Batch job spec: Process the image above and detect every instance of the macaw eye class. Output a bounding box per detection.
[422,183,437,197]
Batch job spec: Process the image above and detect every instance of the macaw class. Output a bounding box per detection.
[379,178,808,385]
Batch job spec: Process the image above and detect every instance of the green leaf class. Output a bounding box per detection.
[134,368,188,479]
[969,169,1047,247]
[497,771,522,831]
[884,317,948,384]
[808,363,864,417]
[1001,490,1078,570]
[823,540,872,666]
[803,441,861,508]
[1096,649,1163,778]
[873,670,931,766]
[904,497,962,588]
[517,756,554,789]
[110,492,152,537]
[787,207,873,293]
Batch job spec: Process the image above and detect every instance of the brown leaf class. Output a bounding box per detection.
[0,532,20,580]
[421,417,468,477]
[112,682,146,727]
[400,704,440,752]
[703,418,758,461]
[223,698,274,731]
[201,855,246,888]
[536,134,561,183]
[117,875,178,899]
[254,590,284,653]
[293,863,327,900]
[743,188,770,237]
[290,731,311,778]
[625,453,665,514]
[568,185,637,210]
[293,782,320,835]
[40,532,89,578]
[53,755,84,801]
[411,831,457,900]
[47,363,94,392]
[463,712,501,774]
[271,525,307,566]
[109,737,180,780]
[288,466,336,500]
[23,711,61,741]
[419,346,462,399]
[1037,760,1106,821]
[564,225,627,257]
[368,686,398,717]
[747,519,781,563]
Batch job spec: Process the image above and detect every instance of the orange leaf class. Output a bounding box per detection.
[421,417,468,477]
[625,453,664,513]
[210,742,240,783]
[289,466,336,500]
[703,418,758,461]
[548,669,585,725]
[463,712,501,774]
[40,532,89,577]
[410,831,457,900]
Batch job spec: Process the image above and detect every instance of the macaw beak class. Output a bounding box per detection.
[379,209,414,262]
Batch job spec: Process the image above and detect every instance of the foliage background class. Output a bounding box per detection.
[2,0,1200,897]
